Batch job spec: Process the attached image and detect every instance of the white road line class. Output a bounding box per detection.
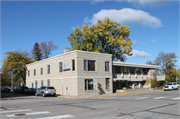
[135,97,148,99]
[35,114,73,119]
[6,111,50,117]
[153,97,165,99]
[0,109,31,113]
[171,97,180,100]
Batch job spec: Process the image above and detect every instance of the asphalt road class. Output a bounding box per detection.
[1,90,180,119]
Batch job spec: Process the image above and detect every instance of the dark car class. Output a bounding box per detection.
[1,87,10,92]
[36,86,56,97]
[25,88,37,95]
[14,86,28,94]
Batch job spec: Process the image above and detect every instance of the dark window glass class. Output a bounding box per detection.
[143,68,149,74]
[47,87,54,89]
[115,67,121,73]
[28,71,30,76]
[34,69,36,76]
[130,68,135,74]
[41,80,43,87]
[84,60,88,71]
[47,65,50,74]
[47,79,50,86]
[105,62,109,72]
[59,62,63,72]
[123,67,128,74]
[136,68,141,75]
[41,68,43,75]
[106,78,110,89]
[85,79,93,90]
[72,60,75,71]
[35,81,37,88]
[88,60,95,71]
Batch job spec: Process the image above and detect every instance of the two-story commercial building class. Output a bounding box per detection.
[26,50,164,97]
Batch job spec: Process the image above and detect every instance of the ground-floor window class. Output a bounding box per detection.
[47,79,50,86]
[106,78,110,89]
[85,79,93,90]
[41,80,43,87]
[35,80,37,88]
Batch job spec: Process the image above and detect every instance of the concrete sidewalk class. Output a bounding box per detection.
[57,89,163,99]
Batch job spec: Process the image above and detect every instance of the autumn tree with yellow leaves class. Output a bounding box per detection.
[67,17,133,61]
[2,51,34,86]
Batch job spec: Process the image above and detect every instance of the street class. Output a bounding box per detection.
[1,90,180,119]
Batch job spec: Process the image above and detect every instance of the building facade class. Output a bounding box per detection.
[26,50,164,97]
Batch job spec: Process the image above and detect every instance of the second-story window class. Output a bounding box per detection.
[123,67,128,74]
[34,69,36,76]
[41,68,43,75]
[84,60,95,71]
[105,62,109,72]
[115,67,121,73]
[59,62,63,72]
[72,60,75,71]
[28,70,30,76]
[41,80,43,86]
[136,68,141,75]
[47,65,50,74]
[130,67,135,74]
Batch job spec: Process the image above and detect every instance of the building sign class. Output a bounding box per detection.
[63,62,70,71]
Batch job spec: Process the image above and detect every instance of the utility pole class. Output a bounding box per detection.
[11,71,13,91]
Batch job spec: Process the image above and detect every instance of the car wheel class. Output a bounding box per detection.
[35,93,38,97]
[43,93,46,97]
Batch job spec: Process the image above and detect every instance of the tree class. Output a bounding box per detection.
[146,60,153,65]
[40,40,58,59]
[67,17,133,61]
[153,51,177,74]
[2,51,34,86]
[31,42,42,61]
[151,72,157,88]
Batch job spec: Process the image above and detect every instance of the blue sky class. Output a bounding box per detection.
[1,0,180,68]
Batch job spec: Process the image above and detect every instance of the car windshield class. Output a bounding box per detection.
[47,87,54,89]
[167,83,172,85]
[28,88,32,90]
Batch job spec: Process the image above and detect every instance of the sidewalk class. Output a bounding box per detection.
[57,88,163,99]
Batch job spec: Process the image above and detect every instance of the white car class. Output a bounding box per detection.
[164,83,179,91]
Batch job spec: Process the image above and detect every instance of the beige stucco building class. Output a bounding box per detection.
[26,50,164,97]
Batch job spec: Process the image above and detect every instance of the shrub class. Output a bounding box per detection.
[151,72,157,88]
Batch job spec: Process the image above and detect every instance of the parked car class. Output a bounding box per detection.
[35,86,56,97]
[172,82,179,90]
[1,87,11,92]
[164,83,179,91]
[14,86,28,94]
[25,88,37,95]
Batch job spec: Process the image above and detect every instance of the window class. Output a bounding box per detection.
[41,68,43,75]
[35,80,37,88]
[106,78,110,89]
[41,80,43,87]
[47,65,50,74]
[72,60,75,71]
[136,68,141,75]
[47,79,50,86]
[143,68,149,74]
[59,62,63,72]
[123,67,128,74]
[84,60,95,71]
[115,67,121,73]
[34,69,36,76]
[85,79,93,90]
[130,68,135,74]
[28,70,30,76]
[105,62,109,72]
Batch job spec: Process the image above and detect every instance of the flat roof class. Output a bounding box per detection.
[113,61,160,69]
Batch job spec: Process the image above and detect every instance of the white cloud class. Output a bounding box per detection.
[71,27,75,30]
[133,40,137,44]
[151,39,157,42]
[84,8,162,28]
[127,49,151,58]
[127,0,166,7]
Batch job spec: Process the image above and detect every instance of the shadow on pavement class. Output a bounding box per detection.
[1,92,35,99]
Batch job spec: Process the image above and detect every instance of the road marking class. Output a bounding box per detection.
[6,111,50,117]
[153,97,165,99]
[171,97,180,100]
[0,109,31,113]
[135,97,148,99]
[35,114,73,119]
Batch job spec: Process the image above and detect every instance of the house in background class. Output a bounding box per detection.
[26,50,165,97]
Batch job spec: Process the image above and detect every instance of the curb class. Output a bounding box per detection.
[57,90,163,99]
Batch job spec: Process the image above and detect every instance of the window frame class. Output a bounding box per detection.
[136,68,141,75]
[106,78,110,89]
[41,80,43,87]
[41,68,43,75]
[115,66,121,74]
[47,79,50,86]
[130,67,135,74]
[105,61,109,72]
[35,80,37,88]
[85,79,94,90]
[72,60,75,71]
[34,69,36,76]
[47,65,50,74]
[84,60,96,71]
[59,62,63,72]
[123,67,129,74]
[28,70,30,76]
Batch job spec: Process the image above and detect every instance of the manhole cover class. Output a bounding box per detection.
[15,114,26,116]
